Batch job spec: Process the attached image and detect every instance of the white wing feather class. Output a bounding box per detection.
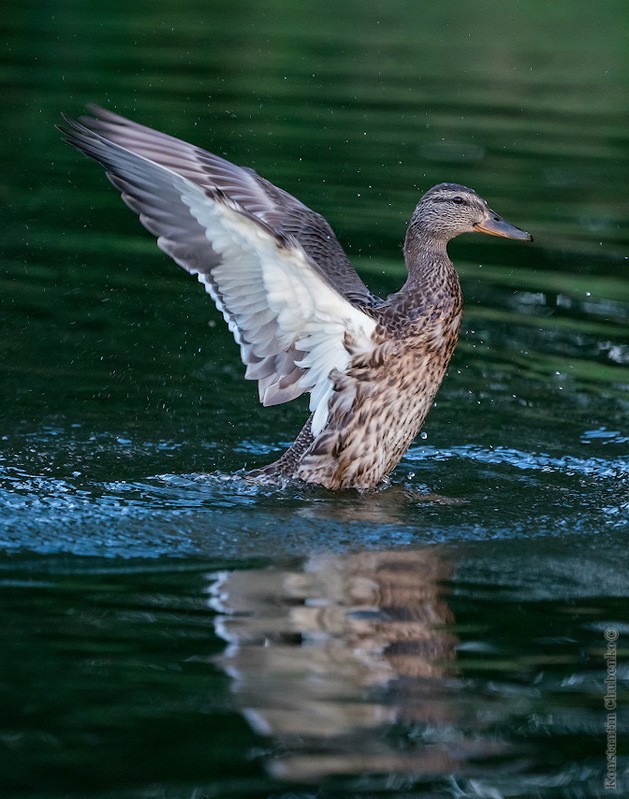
[60,111,378,437]
[178,181,376,436]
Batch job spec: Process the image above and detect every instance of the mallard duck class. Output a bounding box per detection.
[59,106,532,491]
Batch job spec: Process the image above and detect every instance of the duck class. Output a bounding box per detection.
[59,105,532,491]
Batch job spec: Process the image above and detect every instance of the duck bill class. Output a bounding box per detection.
[474,214,533,241]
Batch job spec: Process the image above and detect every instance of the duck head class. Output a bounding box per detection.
[407,183,532,244]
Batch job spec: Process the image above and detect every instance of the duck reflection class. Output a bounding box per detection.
[209,548,504,781]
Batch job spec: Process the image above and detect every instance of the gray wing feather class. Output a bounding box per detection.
[58,107,378,421]
[72,105,378,305]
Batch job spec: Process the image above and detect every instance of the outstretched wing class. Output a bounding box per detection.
[59,108,378,435]
[70,105,378,306]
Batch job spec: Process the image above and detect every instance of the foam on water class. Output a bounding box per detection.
[1,436,625,559]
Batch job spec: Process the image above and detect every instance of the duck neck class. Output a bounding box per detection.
[401,231,460,304]
[404,229,448,267]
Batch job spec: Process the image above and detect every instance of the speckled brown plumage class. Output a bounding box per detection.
[59,108,532,491]
[253,233,466,490]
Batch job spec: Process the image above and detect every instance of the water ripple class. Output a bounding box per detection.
[0,433,626,559]
[406,442,629,479]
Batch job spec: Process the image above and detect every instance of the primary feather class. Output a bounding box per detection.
[59,106,377,436]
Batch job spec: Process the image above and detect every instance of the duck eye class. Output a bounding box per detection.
[452,195,464,205]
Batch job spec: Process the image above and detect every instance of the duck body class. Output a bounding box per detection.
[253,261,463,490]
[59,107,531,491]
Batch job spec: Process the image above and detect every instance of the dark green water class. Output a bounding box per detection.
[2,0,628,796]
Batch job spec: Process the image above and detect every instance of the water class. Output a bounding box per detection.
[2,0,628,796]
